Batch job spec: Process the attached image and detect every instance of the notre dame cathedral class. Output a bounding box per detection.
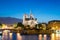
[23,11,38,28]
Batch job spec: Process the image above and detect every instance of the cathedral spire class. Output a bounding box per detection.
[30,10,34,20]
[30,10,32,14]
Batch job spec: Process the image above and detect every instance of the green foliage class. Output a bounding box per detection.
[46,26,51,30]
[0,23,2,28]
[13,23,17,28]
[17,22,24,28]
[37,23,43,30]
[35,24,37,28]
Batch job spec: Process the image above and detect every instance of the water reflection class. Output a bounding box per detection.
[39,34,42,40]
[51,33,56,40]
[0,32,60,40]
[44,34,47,40]
[2,30,9,40]
[17,33,22,40]
[12,32,17,40]
[39,34,47,40]
[0,36,2,40]
[9,33,12,40]
[22,35,38,40]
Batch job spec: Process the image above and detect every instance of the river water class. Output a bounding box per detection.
[0,32,60,40]
[0,32,51,40]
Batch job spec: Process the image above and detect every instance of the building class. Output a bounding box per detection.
[23,11,38,28]
[48,20,60,30]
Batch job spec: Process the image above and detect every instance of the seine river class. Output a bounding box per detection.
[0,32,51,40]
[0,31,60,40]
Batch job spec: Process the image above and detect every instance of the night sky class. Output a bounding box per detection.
[0,0,60,23]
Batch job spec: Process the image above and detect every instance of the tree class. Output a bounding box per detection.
[13,23,17,28]
[35,24,37,29]
[17,22,24,28]
[37,23,43,30]
[0,23,2,29]
[46,26,51,30]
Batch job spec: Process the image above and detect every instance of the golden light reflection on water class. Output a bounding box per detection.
[44,34,47,40]
[39,34,47,40]
[9,33,12,40]
[17,33,22,40]
[2,30,8,40]
[39,34,42,40]
[51,33,56,40]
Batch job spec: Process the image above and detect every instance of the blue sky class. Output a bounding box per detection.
[0,0,60,22]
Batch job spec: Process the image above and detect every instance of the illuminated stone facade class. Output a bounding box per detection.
[23,11,38,28]
[48,20,60,30]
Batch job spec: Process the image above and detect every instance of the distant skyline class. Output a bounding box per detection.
[0,0,60,23]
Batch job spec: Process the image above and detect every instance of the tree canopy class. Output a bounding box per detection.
[17,22,24,28]
[0,23,2,28]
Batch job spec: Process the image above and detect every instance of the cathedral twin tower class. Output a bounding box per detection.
[23,11,38,28]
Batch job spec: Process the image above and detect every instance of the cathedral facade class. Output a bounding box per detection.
[23,12,38,28]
